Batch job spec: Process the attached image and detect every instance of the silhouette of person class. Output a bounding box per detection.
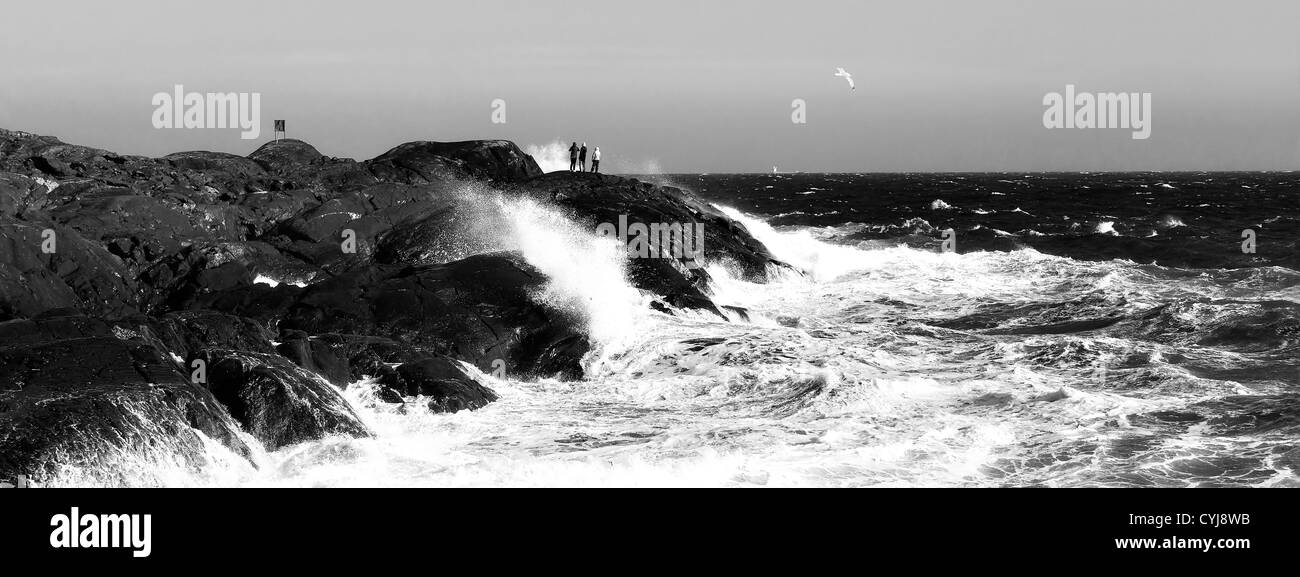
[592,147,601,174]
[569,142,579,172]
[579,142,588,172]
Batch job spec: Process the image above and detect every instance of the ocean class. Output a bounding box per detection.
[119,172,1300,487]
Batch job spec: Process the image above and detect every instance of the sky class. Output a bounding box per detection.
[2,0,1298,172]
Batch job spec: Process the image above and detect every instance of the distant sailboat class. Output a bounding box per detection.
[773,166,779,174]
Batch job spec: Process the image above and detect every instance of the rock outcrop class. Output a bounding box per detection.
[0,312,254,486]
[193,252,590,380]
[0,127,784,484]
[195,349,372,451]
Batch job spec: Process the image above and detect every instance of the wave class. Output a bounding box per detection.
[376,180,651,346]
[523,140,573,173]
[451,185,648,346]
[715,205,879,282]
[218,222,1300,487]
[75,185,1299,488]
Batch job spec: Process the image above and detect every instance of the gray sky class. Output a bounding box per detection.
[3,0,1298,172]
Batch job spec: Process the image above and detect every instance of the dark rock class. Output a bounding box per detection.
[625,255,723,317]
[371,199,502,265]
[248,139,322,170]
[0,172,55,216]
[49,186,243,264]
[367,140,542,184]
[128,240,321,315]
[249,139,381,190]
[0,129,157,185]
[0,216,138,320]
[136,248,260,313]
[30,155,72,177]
[0,220,83,319]
[722,306,752,322]
[374,385,404,404]
[195,252,590,379]
[1032,389,1069,403]
[505,172,791,315]
[278,193,373,243]
[516,172,783,282]
[163,150,268,196]
[329,334,426,381]
[276,331,351,387]
[237,188,321,233]
[113,310,277,361]
[0,314,254,485]
[382,357,498,413]
[195,348,371,451]
[970,392,1015,407]
[263,183,461,273]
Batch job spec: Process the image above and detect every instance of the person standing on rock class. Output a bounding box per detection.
[591,147,601,174]
[569,142,579,172]
[579,142,588,172]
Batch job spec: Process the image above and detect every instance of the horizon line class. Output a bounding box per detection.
[4,126,1295,176]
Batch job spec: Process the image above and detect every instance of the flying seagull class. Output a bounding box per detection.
[834,67,855,91]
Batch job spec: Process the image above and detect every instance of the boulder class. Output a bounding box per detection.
[195,348,371,451]
[382,356,499,413]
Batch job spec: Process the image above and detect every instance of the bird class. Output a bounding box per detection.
[834,67,855,90]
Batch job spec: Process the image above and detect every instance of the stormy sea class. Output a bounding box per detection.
[3,130,1296,488]
[245,172,1300,488]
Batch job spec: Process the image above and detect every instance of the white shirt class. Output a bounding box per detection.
[593,149,601,161]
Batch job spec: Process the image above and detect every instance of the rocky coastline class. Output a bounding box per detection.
[0,128,785,485]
